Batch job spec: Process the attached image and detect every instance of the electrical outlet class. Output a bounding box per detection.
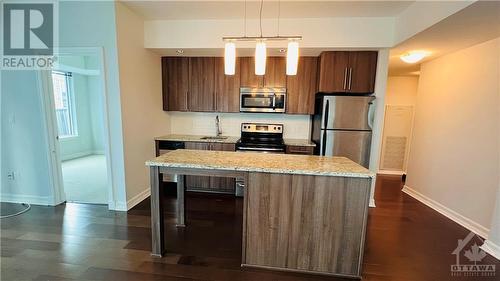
[7,171,15,181]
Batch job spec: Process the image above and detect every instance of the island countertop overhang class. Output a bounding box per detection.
[146,149,374,179]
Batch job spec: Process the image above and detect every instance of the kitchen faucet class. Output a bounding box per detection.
[215,115,222,137]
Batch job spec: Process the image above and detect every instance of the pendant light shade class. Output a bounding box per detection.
[224,42,236,75]
[255,41,267,75]
[286,41,299,75]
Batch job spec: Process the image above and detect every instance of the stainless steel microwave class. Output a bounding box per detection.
[240,88,286,113]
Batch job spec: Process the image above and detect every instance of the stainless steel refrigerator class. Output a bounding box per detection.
[312,95,376,168]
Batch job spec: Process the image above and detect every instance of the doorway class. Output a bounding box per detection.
[40,48,113,206]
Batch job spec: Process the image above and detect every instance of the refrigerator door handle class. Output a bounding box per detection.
[321,130,327,156]
[323,99,330,129]
[367,101,375,129]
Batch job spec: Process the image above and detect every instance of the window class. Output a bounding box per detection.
[52,71,78,138]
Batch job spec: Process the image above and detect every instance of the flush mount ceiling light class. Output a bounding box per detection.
[400,51,428,64]
[223,0,302,76]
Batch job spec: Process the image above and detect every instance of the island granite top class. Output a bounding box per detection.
[146,149,374,179]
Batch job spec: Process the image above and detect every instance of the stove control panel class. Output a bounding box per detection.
[241,123,283,133]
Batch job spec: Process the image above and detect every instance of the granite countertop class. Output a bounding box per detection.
[146,149,374,179]
[155,134,240,144]
[284,139,316,147]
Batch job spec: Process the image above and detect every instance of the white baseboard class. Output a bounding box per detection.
[107,200,127,211]
[126,188,150,210]
[402,185,489,238]
[0,193,54,206]
[378,170,405,176]
[481,239,500,260]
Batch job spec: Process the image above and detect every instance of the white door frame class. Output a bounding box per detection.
[38,47,116,209]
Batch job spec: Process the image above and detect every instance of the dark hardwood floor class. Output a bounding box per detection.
[1,175,498,281]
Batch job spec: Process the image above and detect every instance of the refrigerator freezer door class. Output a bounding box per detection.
[321,96,375,130]
[320,130,372,168]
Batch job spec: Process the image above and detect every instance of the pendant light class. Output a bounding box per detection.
[222,0,301,76]
[286,41,299,75]
[224,42,236,75]
[255,41,267,75]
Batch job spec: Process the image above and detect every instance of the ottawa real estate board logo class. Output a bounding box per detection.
[451,232,496,277]
[1,1,57,70]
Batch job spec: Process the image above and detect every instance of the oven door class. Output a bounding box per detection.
[240,92,286,113]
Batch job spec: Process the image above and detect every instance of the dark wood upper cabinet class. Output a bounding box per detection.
[240,57,264,88]
[264,57,286,87]
[162,52,377,112]
[318,51,377,94]
[162,57,189,111]
[286,57,318,114]
[347,51,378,94]
[215,57,240,113]
[318,51,350,93]
[188,57,216,112]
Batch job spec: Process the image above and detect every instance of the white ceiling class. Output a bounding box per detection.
[122,1,414,20]
[389,1,500,76]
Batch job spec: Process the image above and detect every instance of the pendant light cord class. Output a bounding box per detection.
[259,0,263,37]
[244,0,247,37]
[277,0,280,36]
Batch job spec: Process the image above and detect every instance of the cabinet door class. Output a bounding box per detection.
[209,143,236,192]
[285,145,314,155]
[264,57,286,87]
[215,57,240,113]
[317,51,349,93]
[286,57,318,114]
[185,142,211,191]
[347,51,378,94]
[240,57,264,87]
[162,57,189,111]
[189,57,216,111]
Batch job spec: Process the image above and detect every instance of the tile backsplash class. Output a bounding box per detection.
[169,112,312,139]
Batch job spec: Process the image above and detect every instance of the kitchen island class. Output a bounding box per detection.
[146,149,374,278]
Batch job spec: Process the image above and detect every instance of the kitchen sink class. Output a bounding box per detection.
[200,136,228,140]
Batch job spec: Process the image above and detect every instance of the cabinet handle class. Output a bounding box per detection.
[186,91,189,111]
[343,68,347,90]
[348,67,353,90]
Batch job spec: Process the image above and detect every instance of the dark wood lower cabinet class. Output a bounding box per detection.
[185,142,236,193]
[285,145,315,155]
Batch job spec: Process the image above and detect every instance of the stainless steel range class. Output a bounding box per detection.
[236,123,285,153]
[235,123,285,196]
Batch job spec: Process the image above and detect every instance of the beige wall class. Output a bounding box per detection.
[115,3,170,207]
[385,76,419,105]
[406,37,500,233]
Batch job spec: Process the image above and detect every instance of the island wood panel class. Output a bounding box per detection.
[347,51,378,94]
[264,57,286,87]
[189,57,216,111]
[184,142,211,191]
[215,57,241,112]
[240,57,264,87]
[162,57,189,111]
[244,172,371,277]
[286,57,318,114]
[209,143,237,192]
